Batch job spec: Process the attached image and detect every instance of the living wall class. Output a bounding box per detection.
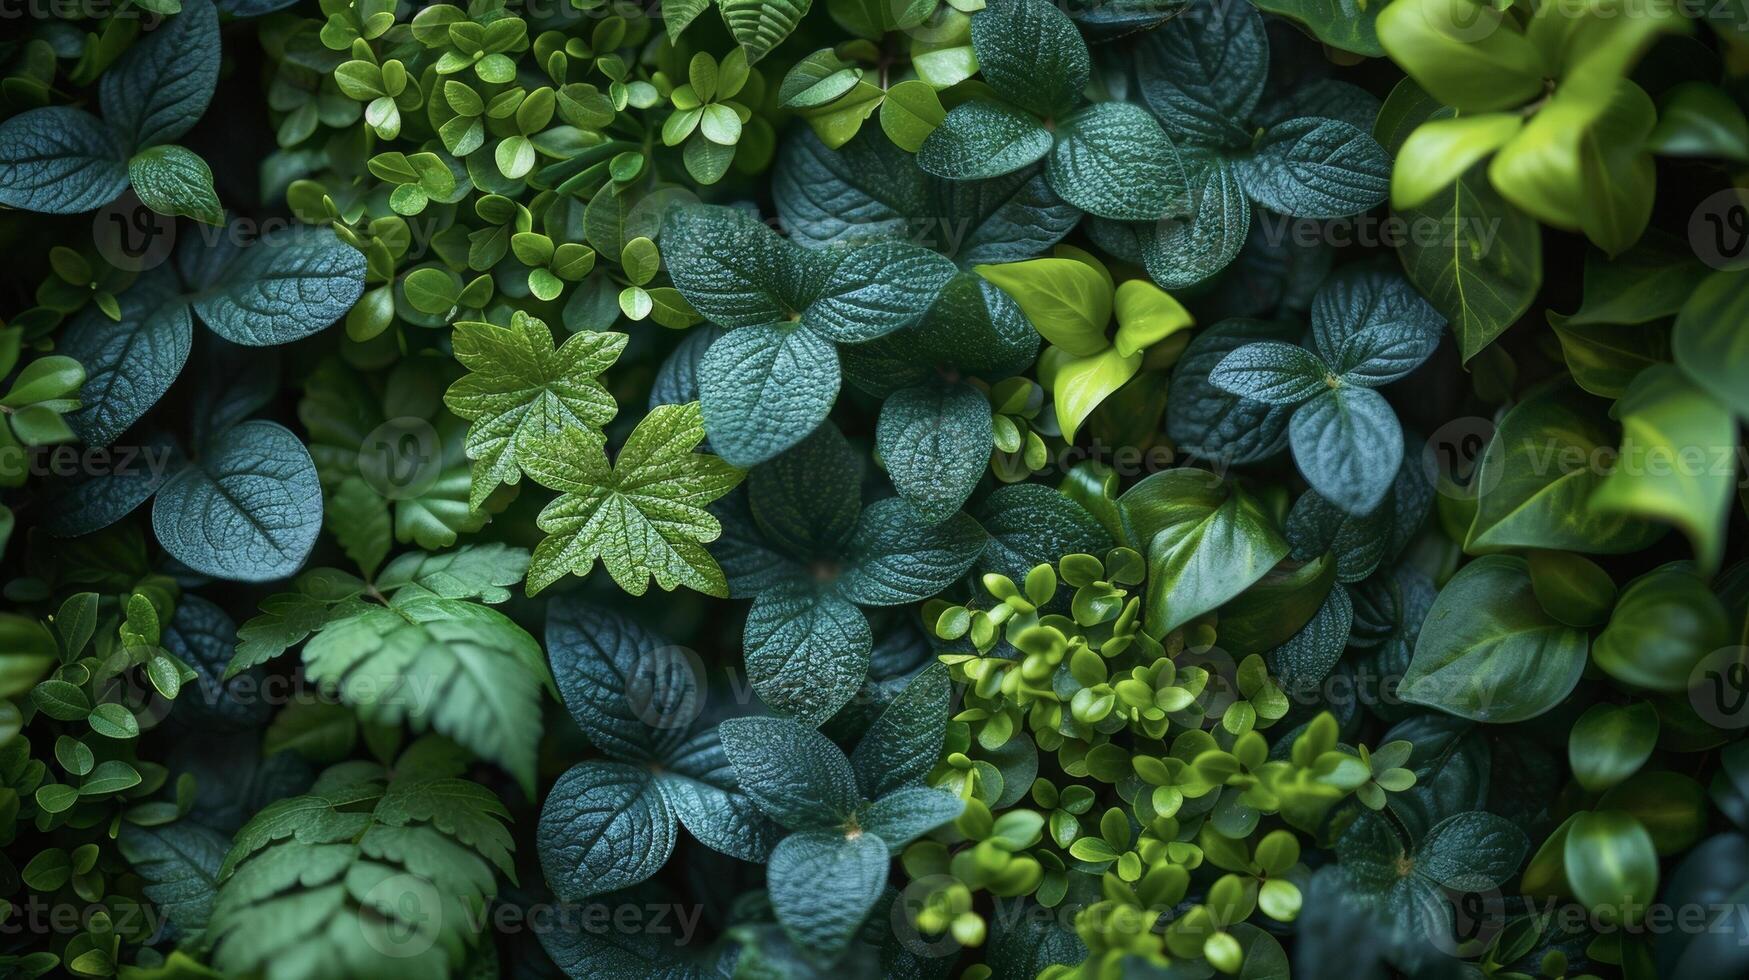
[0,0,1747,975]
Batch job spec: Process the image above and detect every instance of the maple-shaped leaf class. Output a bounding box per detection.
[522,401,745,596]
[443,310,627,510]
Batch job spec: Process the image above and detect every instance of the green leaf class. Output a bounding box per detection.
[302,587,546,796]
[1376,0,1545,113]
[916,100,1055,181]
[1378,81,1541,363]
[969,0,1089,119]
[443,312,626,509]
[1135,2,1266,147]
[1591,564,1729,694]
[1288,386,1402,515]
[1589,365,1735,573]
[0,106,129,214]
[327,477,391,580]
[210,763,513,978]
[537,761,674,900]
[90,702,140,739]
[837,497,986,606]
[781,50,863,108]
[976,256,1112,357]
[128,144,223,224]
[719,716,861,830]
[1046,345,1143,442]
[100,0,219,148]
[879,79,945,152]
[661,205,807,327]
[1047,102,1187,222]
[1564,810,1658,924]
[1674,269,1749,422]
[1466,382,1666,555]
[1569,701,1658,793]
[766,830,889,958]
[151,420,322,582]
[60,272,192,447]
[745,584,872,725]
[1648,81,1749,160]
[877,382,994,523]
[1402,555,1588,722]
[698,324,840,468]
[1488,78,1656,257]
[721,0,810,63]
[1120,469,1289,637]
[975,483,1112,582]
[1252,0,1384,57]
[185,228,367,347]
[1233,118,1390,220]
[523,401,744,596]
[1526,549,1615,628]
[375,544,531,604]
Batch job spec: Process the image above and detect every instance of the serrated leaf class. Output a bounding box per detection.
[443,311,625,509]
[523,402,744,596]
[722,0,811,63]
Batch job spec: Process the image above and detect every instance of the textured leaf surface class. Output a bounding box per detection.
[151,420,322,582]
[100,0,221,148]
[718,716,861,830]
[698,324,840,467]
[0,107,128,213]
[185,229,367,346]
[745,584,872,725]
[876,382,993,523]
[523,402,744,596]
[444,312,625,508]
[537,761,675,901]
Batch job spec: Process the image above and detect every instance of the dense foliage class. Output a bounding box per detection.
[1,0,1748,976]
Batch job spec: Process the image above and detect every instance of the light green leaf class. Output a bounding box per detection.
[522,401,744,596]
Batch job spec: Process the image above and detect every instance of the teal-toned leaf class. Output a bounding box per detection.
[747,421,862,558]
[850,662,951,800]
[0,107,129,214]
[1046,101,1187,222]
[1135,0,1266,147]
[698,324,840,468]
[837,498,986,606]
[859,787,963,852]
[877,382,993,524]
[1233,117,1389,219]
[182,229,366,346]
[718,716,861,830]
[656,731,784,863]
[1166,317,1297,466]
[969,0,1090,119]
[745,584,872,726]
[1288,385,1402,515]
[766,830,888,959]
[1208,341,1330,405]
[546,600,694,763]
[100,0,220,148]
[916,100,1054,181]
[151,420,321,581]
[60,275,191,447]
[538,761,675,901]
